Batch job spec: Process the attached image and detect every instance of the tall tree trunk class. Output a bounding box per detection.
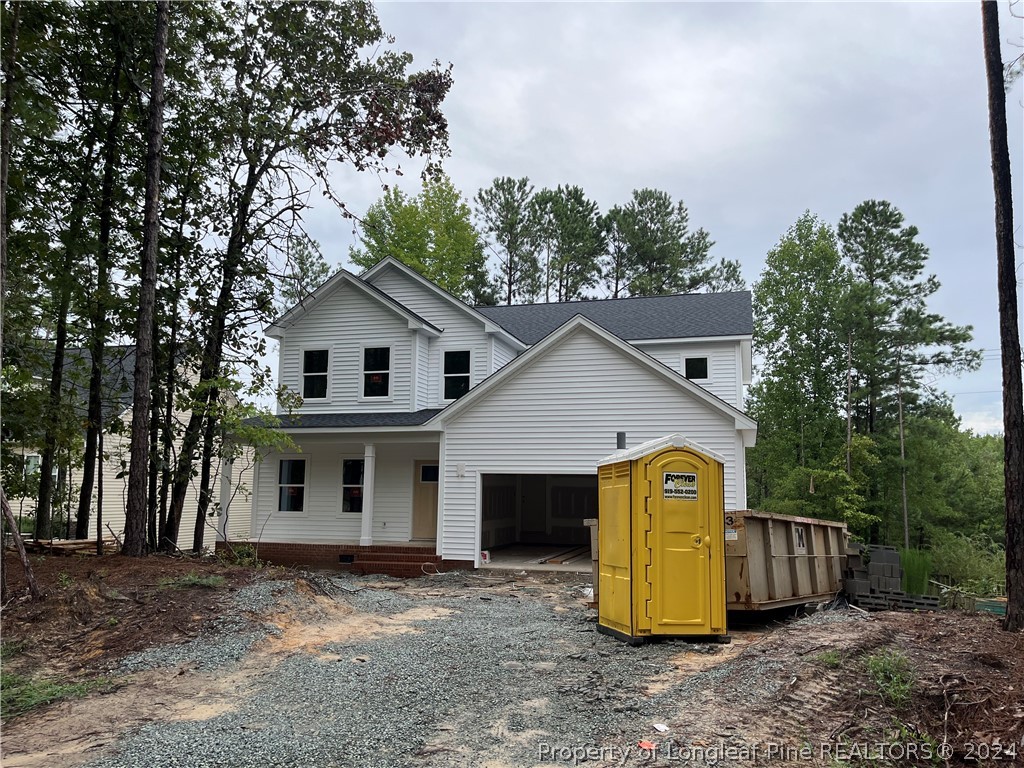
[896,350,910,550]
[124,0,169,557]
[192,411,217,553]
[76,50,126,539]
[0,0,21,598]
[36,270,72,540]
[147,335,160,550]
[981,0,1024,632]
[96,425,104,555]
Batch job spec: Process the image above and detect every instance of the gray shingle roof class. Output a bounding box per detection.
[248,409,444,429]
[475,292,752,344]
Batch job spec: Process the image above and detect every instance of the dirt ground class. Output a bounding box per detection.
[2,551,1022,767]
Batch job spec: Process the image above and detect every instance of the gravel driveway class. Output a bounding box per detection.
[80,571,736,768]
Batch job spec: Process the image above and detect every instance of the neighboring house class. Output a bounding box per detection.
[237,256,756,571]
[6,346,251,546]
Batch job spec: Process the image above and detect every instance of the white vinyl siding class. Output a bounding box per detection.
[368,270,491,407]
[632,340,743,408]
[491,336,520,373]
[252,441,439,543]
[440,330,744,562]
[278,282,413,413]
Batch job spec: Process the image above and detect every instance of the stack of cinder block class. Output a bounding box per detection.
[843,543,940,611]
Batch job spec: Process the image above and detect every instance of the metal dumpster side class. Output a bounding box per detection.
[725,509,847,610]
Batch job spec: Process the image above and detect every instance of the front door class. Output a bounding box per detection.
[412,460,439,540]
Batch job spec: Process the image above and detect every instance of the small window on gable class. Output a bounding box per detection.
[443,350,471,400]
[684,356,709,381]
[342,459,364,513]
[362,347,390,398]
[302,350,329,399]
[278,459,306,513]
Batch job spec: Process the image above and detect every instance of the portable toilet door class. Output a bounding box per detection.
[642,444,726,635]
[597,434,727,642]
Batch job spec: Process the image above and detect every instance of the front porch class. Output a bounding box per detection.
[216,540,472,578]
[241,433,444,553]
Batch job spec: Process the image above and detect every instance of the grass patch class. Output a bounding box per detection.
[900,548,931,595]
[159,571,226,589]
[1,672,108,719]
[815,649,843,668]
[0,640,28,662]
[865,649,914,708]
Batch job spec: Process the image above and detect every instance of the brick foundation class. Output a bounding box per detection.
[215,540,474,578]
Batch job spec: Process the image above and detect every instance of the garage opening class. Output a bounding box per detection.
[480,473,597,569]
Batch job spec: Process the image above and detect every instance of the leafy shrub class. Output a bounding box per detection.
[928,532,1004,596]
[865,649,914,708]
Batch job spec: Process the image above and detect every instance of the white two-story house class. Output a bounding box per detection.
[230,256,757,573]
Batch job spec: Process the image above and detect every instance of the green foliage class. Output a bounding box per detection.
[275,236,333,315]
[900,549,931,595]
[748,205,992,552]
[56,572,73,588]
[815,649,843,668]
[217,543,265,569]
[160,571,227,589]
[606,188,743,297]
[928,532,1005,596]
[1,672,109,719]
[865,649,914,708]
[350,173,492,304]
[541,185,605,302]
[0,640,28,662]
[475,176,543,305]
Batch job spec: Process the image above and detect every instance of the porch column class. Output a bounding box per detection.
[359,444,376,546]
[216,456,233,542]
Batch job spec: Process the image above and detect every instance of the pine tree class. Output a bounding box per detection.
[475,177,541,305]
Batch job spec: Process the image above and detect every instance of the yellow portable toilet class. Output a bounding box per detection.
[596,434,727,643]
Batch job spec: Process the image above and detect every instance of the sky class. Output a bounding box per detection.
[296,1,1024,435]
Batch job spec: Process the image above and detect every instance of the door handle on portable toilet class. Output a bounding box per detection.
[691,534,702,547]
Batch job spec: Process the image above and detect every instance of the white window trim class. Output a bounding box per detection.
[339,456,365,515]
[276,454,309,517]
[359,343,394,402]
[440,349,472,403]
[682,354,712,383]
[299,346,331,402]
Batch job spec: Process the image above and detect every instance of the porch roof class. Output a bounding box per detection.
[249,408,445,429]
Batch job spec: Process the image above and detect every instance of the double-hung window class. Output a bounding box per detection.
[302,350,329,399]
[341,459,364,513]
[443,350,471,400]
[278,459,306,513]
[362,347,391,398]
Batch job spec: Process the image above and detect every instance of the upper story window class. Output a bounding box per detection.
[362,346,391,398]
[302,350,329,399]
[684,356,709,381]
[278,459,306,513]
[443,350,471,400]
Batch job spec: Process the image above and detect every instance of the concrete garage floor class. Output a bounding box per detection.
[480,543,594,573]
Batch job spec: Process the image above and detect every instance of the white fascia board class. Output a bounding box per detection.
[429,314,757,431]
[628,334,753,345]
[597,433,727,466]
[362,257,527,351]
